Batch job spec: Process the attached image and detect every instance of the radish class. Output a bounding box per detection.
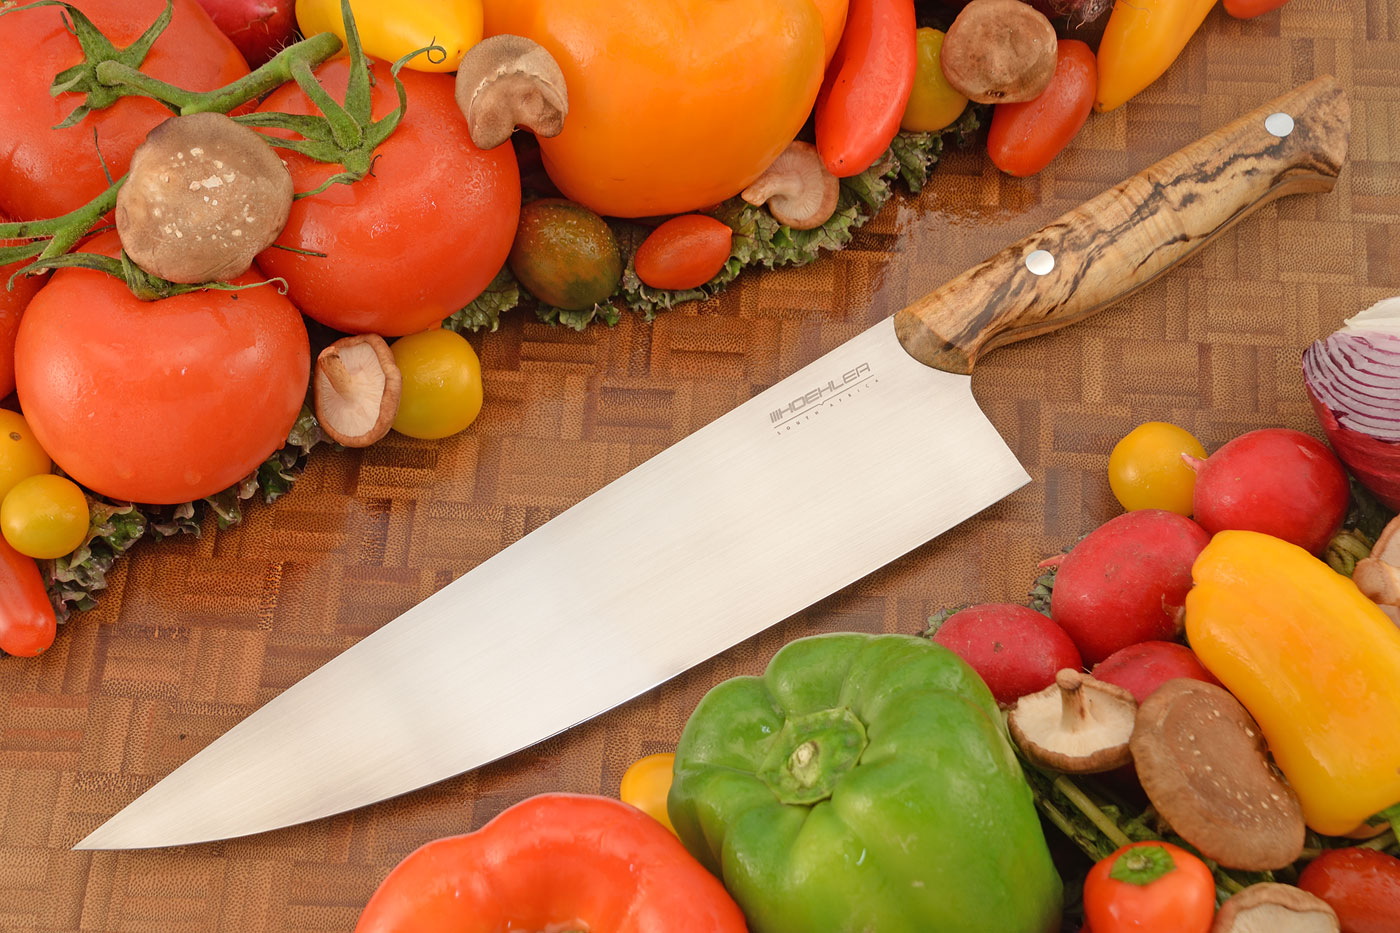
[194,0,297,67]
[1049,510,1211,665]
[929,603,1082,706]
[1091,641,1220,703]
[1188,428,1350,555]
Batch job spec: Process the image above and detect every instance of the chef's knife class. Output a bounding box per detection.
[76,77,1348,850]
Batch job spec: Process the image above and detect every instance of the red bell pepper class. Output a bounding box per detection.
[355,793,748,933]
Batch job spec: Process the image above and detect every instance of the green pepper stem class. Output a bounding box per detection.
[92,31,344,116]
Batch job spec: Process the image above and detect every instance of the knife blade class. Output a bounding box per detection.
[75,76,1348,850]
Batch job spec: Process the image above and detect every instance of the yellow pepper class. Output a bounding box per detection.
[1095,0,1217,112]
[296,0,483,73]
[1185,530,1400,836]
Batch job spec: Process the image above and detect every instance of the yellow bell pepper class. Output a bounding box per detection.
[1095,0,1217,112]
[296,0,483,73]
[1185,530,1400,836]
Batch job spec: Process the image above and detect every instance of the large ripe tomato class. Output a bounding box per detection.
[483,0,829,217]
[254,59,520,337]
[0,0,248,221]
[1,212,49,399]
[14,232,309,505]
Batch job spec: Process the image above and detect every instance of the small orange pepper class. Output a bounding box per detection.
[1095,0,1217,113]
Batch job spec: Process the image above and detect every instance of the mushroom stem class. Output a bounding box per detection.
[320,348,356,399]
[1056,669,1091,732]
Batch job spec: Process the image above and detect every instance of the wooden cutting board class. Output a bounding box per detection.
[3,4,1397,929]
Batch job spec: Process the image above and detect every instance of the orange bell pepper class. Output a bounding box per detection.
[1185,531,1400,836]
[483,0,835,217]
[1095,0,1217,113]
[354,793,747,933]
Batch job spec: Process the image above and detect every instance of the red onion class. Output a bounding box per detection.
[1303,298,1400,510]
[194,0,297,68]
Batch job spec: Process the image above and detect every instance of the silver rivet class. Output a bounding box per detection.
[1264,112,1295,137]
[1025,249,1055,276]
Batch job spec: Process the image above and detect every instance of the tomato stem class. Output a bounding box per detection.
[0,177,124,288]
[92,31,345,117]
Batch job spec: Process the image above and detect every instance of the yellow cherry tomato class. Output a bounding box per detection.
[296,0,483,73]
[0,410,51,503]
[1,473,88,559]
[1108,421,1208,516]
[391,330,484,440]
[901,28,968,133]
[620,752,676,834]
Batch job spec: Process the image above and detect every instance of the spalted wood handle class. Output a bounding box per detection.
[894,76,1349,374]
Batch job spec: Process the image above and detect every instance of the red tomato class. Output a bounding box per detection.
[0,0,248,221]
[987,39,1097,178]
[255,59,520,336]
[633,215,733,291]
[0,533,57,657]
[1298,848,1400,933]
[14,232,309,504]
[1224,0,1290,16]
[815,0,917,177]
[1084,841,1215,933]
[1,212,49,399]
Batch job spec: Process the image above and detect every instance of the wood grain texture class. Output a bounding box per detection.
[895,75,1349,373]
[2,3,1398,929]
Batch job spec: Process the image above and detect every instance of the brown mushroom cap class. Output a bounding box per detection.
[313,335,402,448]
[116,112,293,284]
[1212,883,1339,933]
[1354,514,1400,611]
[1131,679,1306,871]
[941,0,1058,104]
[1008,669,1137,773]
[740,141,840,231]
[455,34,569,151]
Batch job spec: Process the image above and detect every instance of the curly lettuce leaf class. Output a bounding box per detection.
[43,406,326,620]
[443,266,521,335]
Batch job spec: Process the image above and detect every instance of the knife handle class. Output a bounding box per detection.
[894,76,1350,375]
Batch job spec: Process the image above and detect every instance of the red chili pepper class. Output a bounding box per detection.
[0,533,56,657]
[1223,0,1290,17]
[987,39,1097,178]
[814,0,917,178]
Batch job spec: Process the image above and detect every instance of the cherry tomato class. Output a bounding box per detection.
[901,28,968,133]
[1298,848,1400,933]
[1,212,49,399]
[0,0,248,221]
[391,330,484,440]
[15,232,310,505]
[1083,841,1215,933]
[0,410,51,503]
[0,532,55,657]
[1,473,88,560]
[987,39,1097,178]
[633,216,733,292]
[620,752,677,834]
[296,0,484,73]
[1108,421,1207,516]
[1223,0,1290,16]
[256,59,520,336]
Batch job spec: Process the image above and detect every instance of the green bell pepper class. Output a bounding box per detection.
[668,633,1063,933]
